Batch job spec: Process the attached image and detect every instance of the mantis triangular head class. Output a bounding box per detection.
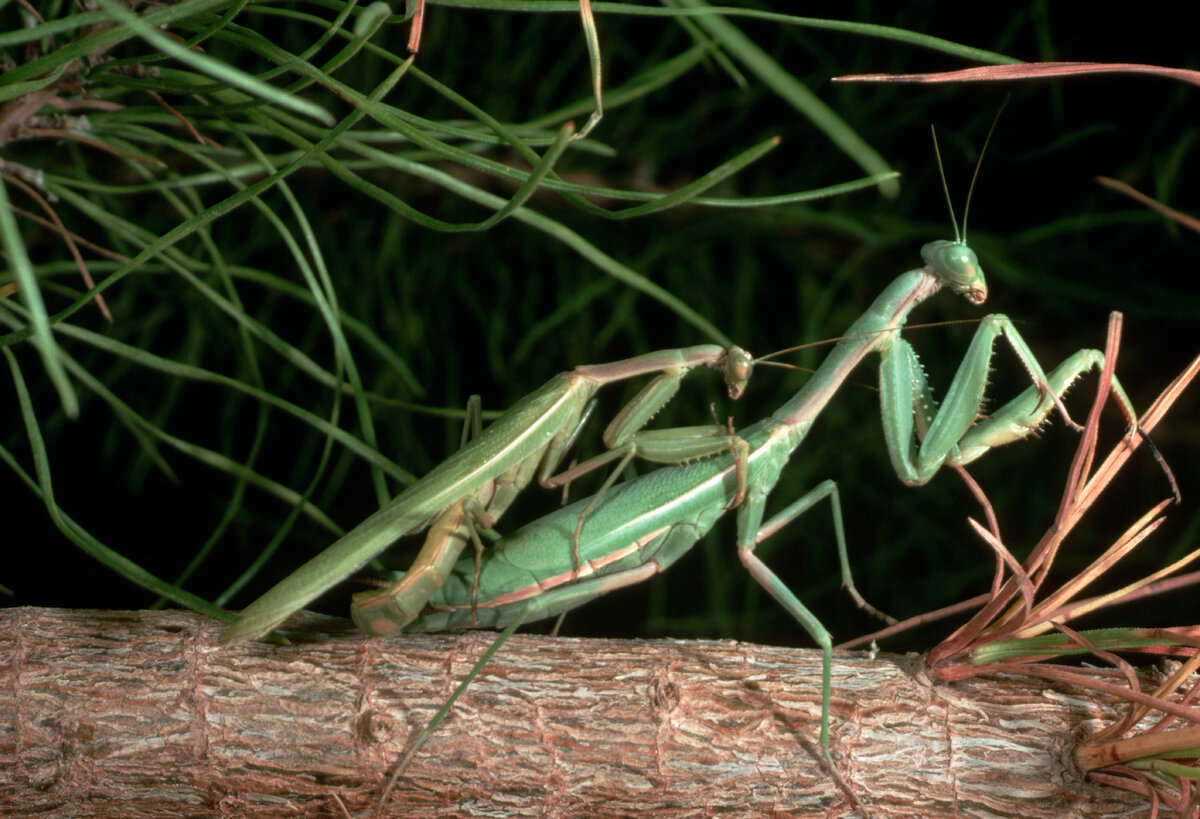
[920,105,1006,306]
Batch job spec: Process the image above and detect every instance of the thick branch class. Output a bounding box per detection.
[0,607,1144,816]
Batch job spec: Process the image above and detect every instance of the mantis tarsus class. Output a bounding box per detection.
[374,228,1145,807]
[221,344,753,644]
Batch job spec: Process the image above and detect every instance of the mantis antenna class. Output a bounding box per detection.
[930,125,962,244]
[932,97,1010,244]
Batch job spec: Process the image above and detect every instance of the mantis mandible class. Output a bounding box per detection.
[374,202,1143,797]
[221,344,753,644]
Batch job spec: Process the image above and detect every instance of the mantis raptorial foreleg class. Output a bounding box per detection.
[221,344,753,644]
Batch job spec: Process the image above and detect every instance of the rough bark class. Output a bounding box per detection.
[0,607,1145,817]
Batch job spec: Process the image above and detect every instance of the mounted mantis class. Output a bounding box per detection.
[366,163,1148,801]
[221,344,754,644]
[371,247,1142,806]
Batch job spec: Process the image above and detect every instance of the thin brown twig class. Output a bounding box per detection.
[1149,660,1200,733]
[1087,769,1164,816]
[146,90,221,148]
[1054,622,1146,740]
[2,171,113,321]
[1067,572,1200,622]
[24,128,166,167]
[6,204,131,263]
[1058,312,1121,523]
[952,464,1004,594]
[837,592,988,649]
[407,0,425,53]
[16,0,44,21]
[1028,527,1200,636]
[1097,176,1200,236]
[1014,501,1174,637]
[960,663,1200,724]
[1070,352,1199,518]
[965,516,1036,621]
[928,322,1200,672]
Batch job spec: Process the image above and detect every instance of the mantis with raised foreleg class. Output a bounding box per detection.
[221,344,754,644]
[370,199,1145,806]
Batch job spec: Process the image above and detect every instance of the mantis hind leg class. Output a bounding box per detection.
[376,603,533,812]
[737,540,835,761]
[733,486,870,811]
[754,479,894,625]
[733,477,894,765]
[350,493,498,635]
[351,398,497,636]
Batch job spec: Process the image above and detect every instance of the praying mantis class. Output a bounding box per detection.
[221,344,754,644]
[225,121,1149,801]
[367,222,1142,794]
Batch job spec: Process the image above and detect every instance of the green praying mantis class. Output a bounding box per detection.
[356,145,1153,806]
[221,344,755,644]
[373,235,1138,784]
[224,128,1150,804]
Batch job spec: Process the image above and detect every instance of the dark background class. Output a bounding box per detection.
[3,2,1197,653]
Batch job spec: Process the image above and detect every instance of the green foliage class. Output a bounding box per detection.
[1,1,1196,649]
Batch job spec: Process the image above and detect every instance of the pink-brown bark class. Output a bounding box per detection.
[0,607,1146,817]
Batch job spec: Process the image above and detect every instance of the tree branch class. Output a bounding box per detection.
[0,607,1144,816]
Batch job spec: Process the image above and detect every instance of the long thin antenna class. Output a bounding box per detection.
[930,125,961,243]
[962,95,1010,241]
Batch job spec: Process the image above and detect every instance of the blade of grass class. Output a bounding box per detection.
[669,0,898,197]
[0,177,78,416]
[91,0,335,126]
[2,346,229,618]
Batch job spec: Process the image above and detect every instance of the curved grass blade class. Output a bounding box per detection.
[91,0,334,126]
[0,178,78,416]
[672,0,897,197]
[2,346,229,619]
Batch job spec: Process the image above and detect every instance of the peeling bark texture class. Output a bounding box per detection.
[0,607,1146,817]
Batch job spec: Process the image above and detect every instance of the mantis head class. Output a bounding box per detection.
[925,106,1006,308]
[722,346,754,399]
[921,239,987,305]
